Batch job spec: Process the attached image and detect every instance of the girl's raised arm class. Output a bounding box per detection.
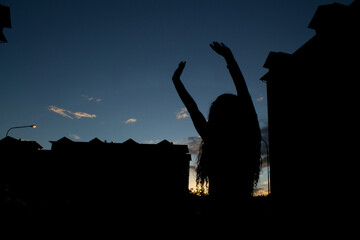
[172,61,207,139]
[210,42,254,109]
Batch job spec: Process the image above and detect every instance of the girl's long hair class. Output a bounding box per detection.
[196,94,261,196]
[196,140,208,188]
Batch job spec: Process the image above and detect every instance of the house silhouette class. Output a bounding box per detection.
[0,136,191,218]
[261,0,358,213]
[0,136,43,152]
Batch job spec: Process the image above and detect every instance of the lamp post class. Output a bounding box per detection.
[6,125,37,137]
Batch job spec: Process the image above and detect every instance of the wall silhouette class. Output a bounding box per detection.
[261,0,359,215]
[0,136,191,219]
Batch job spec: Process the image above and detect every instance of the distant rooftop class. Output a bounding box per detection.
[50,137,175,146]
[0,136,43,150]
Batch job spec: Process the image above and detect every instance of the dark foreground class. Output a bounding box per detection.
[3,194,345,237]
[1,193,272,230]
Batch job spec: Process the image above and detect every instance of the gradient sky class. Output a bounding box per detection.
[0,0,353,194]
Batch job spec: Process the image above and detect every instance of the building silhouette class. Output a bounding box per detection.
[261,0,358,211]
[0,4,11,43]
[0,136,43,152]
[0,136,191,218]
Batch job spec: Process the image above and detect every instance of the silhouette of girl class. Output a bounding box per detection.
[172,42,261,205]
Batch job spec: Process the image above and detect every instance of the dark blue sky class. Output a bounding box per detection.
[0,0,353,192]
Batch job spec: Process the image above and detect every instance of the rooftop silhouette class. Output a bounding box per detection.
[0,136,191,219]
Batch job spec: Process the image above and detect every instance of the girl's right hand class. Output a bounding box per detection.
[172,61,186,81]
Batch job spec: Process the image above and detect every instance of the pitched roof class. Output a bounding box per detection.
[0,136,43,150]
[0,136,18,144]
[19,140,43,150]
[157,139,172,146]
[122,138,138,145]
[50,137,73,144]
[89,137,103,144]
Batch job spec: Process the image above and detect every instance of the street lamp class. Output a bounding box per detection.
[6,125,37,137]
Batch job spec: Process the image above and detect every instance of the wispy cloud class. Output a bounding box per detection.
[48,105,74,119]
[254,179,270,196]
[176,108,189,119]
[72,111,96,119]
[69,134,80,140]
[253,187,268,196]
[175,136,202,155]
[125,118,137,124]
[145,139,160,144]
[48,105,96,119]
[256,96,264,102]
[81,94,102,102]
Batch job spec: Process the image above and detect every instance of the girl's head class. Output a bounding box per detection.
[208,94,241,129]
